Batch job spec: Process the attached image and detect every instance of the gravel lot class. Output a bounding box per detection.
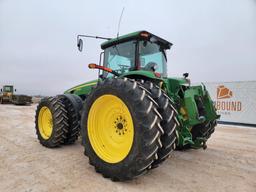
[0,104,255,192]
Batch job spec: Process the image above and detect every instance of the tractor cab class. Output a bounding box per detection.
[1,85,14,95]
[77,31,172,79]
[100,31,172,78]
[0,85,32,105]
[0,85,14,104]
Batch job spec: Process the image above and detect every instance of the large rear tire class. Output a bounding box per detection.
[58,94,83,144]
[81,78,162,181]
[35,97,68,148]
[139,81,178,168]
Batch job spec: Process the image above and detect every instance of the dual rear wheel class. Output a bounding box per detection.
[35,94,82,147]
[81,78,178,181]
[35,78,178,181]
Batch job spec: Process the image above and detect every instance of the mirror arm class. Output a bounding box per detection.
[76,34,112,52]
[77,34,111,42]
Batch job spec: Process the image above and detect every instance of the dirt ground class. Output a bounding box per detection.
[0,104,255,192]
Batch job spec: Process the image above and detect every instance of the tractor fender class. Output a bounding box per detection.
[121,71,162,82]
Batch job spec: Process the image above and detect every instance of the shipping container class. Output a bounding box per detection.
[203,81,256,127]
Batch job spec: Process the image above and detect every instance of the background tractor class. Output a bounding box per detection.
[0,85,32,105]
[35,31,219,181]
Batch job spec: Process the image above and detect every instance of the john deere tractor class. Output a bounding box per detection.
[35,31,219,181]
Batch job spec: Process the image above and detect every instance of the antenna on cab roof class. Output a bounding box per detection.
[117,7,125,38]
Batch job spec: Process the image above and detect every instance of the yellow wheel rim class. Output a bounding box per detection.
[88,94,134,163]
[38,106,53,140]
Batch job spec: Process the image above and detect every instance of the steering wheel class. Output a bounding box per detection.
[118,64,130,68]
[144,62,158,72]
[117,64,131,73]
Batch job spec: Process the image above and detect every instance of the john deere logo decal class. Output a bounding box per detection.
[215,85,242,112]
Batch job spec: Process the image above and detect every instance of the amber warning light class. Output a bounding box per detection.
[140,32,149,38]
[88,63,97,69]
[88,63,119,76]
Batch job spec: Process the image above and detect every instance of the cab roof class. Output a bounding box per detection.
[3,85,13,87]
[101,30,172,49]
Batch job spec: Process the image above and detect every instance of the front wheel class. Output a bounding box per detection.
[191,120,217,141]
[178,120,217,150]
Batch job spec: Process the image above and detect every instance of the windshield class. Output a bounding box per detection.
[103,41,136,77]
[3,86,13,92]
[139,41,167,77]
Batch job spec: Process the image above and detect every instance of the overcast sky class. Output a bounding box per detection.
[0,0,256,95]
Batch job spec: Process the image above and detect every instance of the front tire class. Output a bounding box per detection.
[191,120,217,141]
[178,120,217,150]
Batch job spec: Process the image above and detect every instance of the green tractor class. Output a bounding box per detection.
[35,31,219,181]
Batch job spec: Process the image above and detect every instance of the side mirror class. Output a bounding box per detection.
[77,38,83,52]
[15,89,17,92]
[0,89,2,92]
[183,73,189,78]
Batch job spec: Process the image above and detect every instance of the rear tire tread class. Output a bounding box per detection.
[139,80,178,168]
[35,96,68,148]
[81,78,162,181]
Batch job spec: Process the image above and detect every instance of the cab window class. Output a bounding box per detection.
[139,41,167,77]
[103,41,136,77]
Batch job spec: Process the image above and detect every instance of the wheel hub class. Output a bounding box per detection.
[117,123,123,130]
[114,115,128,135]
